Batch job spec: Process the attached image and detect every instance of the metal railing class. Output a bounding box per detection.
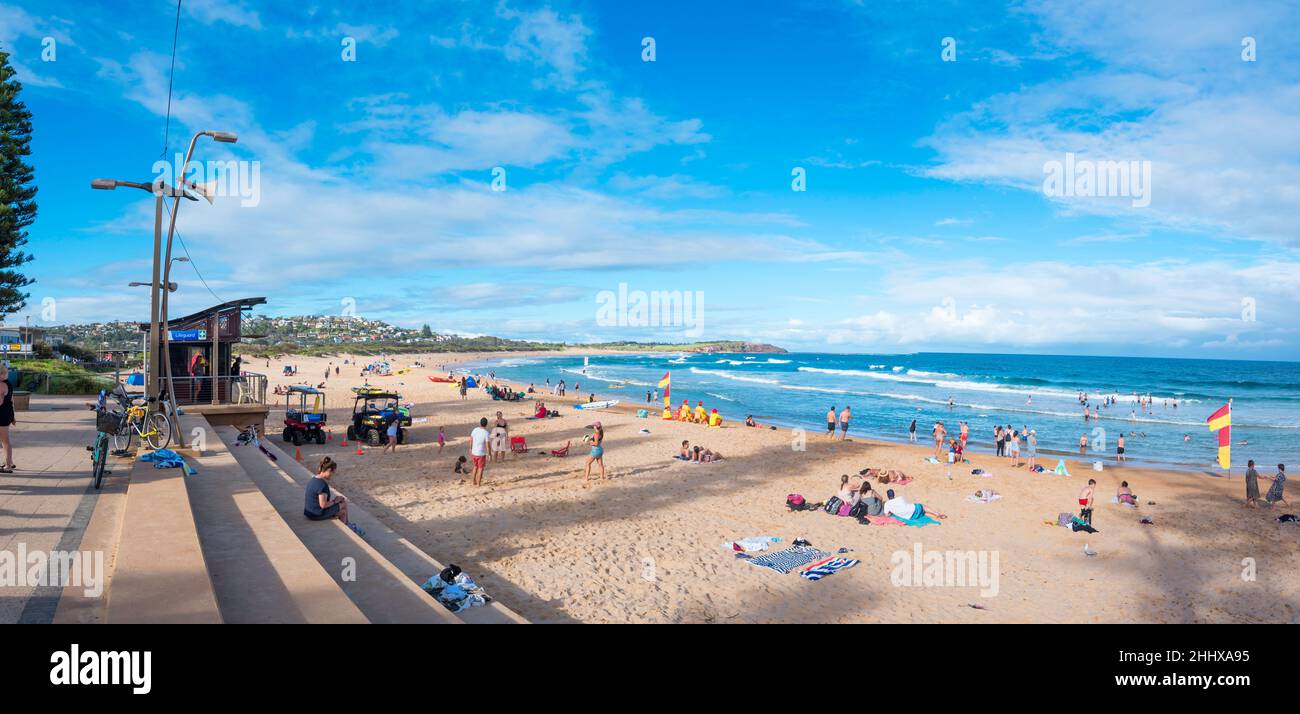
[167,372,267,405]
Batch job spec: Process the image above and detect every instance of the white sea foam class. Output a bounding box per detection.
[689,367,780,385]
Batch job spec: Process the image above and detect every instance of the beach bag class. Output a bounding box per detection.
[636,409,649,418]
[823,496,843,514]
[786,494,806,511]
[848,500,870,519]
[1057,512,1074,528]
[837,502,854,517]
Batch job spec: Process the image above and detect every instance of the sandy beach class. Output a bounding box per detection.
[254,351,1300,624]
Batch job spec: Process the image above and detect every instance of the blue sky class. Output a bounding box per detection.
[2,0,1298,358]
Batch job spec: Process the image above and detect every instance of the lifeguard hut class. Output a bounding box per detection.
[140,297,270,431]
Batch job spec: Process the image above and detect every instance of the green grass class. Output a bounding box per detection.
[3,359,120,395]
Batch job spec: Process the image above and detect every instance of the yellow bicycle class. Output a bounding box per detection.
[112,399,173,451]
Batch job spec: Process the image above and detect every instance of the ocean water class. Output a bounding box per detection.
[465,352,1300,471]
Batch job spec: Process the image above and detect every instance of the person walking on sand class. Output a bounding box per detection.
[932,421,947,460]
[1026,429,1038,471]
[470,418,490,486]
[839,405,851,441]
[1244,459,1261,507]
[0,365,15,473]
[582,421,606,482]
[437,426,446,453]
[826,407,837,438]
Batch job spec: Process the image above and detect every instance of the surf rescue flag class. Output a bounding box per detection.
[658,372,671,407]
[1206,402,1231,469]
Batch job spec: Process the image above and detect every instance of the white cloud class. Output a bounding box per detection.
[184,0,263,30]
[922,0,1300,246]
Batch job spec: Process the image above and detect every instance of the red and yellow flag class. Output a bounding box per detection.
[658,372,671,408]
[1206,402,1231,469]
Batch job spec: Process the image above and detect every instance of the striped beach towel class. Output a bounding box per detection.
[746,545,829,574]
[800,557,860,581]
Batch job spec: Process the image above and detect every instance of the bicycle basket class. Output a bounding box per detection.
[96,410,126,434]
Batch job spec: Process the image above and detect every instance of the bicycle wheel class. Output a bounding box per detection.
[145,412,173,450]
[112,419,134,452]
[92,434,108,489]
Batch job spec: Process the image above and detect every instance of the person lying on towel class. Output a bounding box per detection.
[883,489,947,521]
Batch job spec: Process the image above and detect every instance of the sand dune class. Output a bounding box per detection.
[257,352,1300,623]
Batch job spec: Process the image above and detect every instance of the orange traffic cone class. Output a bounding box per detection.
[341,438,347,447]
[355,445,364,456]
[294,447,302,462]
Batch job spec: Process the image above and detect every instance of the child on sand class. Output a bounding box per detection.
[438,426,446,453]
[1245,459,1260,507]
[383,419,399,454]
[1079,479,1096,525]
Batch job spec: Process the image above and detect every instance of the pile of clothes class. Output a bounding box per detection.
[140,448,197,475]
[421,565,490,613]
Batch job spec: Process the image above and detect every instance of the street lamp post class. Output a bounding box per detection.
[90,129,237,450]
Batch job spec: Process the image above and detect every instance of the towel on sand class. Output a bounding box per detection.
[889,513,942,527]
[747,545,830,574]
[865,515,905,526]
[800,557,860,581]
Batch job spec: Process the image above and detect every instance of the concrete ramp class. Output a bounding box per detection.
[106,450,221,624]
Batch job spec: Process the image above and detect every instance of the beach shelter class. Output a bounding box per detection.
[1053,460,1070,476]
[464,377,478,388]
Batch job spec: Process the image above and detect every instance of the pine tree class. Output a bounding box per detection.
[0,47,35,315]
[421,324,433,338]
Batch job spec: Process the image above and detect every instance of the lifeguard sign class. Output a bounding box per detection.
[168,329,208,342]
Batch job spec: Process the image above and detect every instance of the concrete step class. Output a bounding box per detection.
[52,450,133,624]
[105,444,221,624]
[180,415,368,624]
[217,426,463,624]
[258,439,527,624]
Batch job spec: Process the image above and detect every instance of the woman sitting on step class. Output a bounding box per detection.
[304,457,363,535]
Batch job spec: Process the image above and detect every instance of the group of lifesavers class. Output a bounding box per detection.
[663,399,724,427]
